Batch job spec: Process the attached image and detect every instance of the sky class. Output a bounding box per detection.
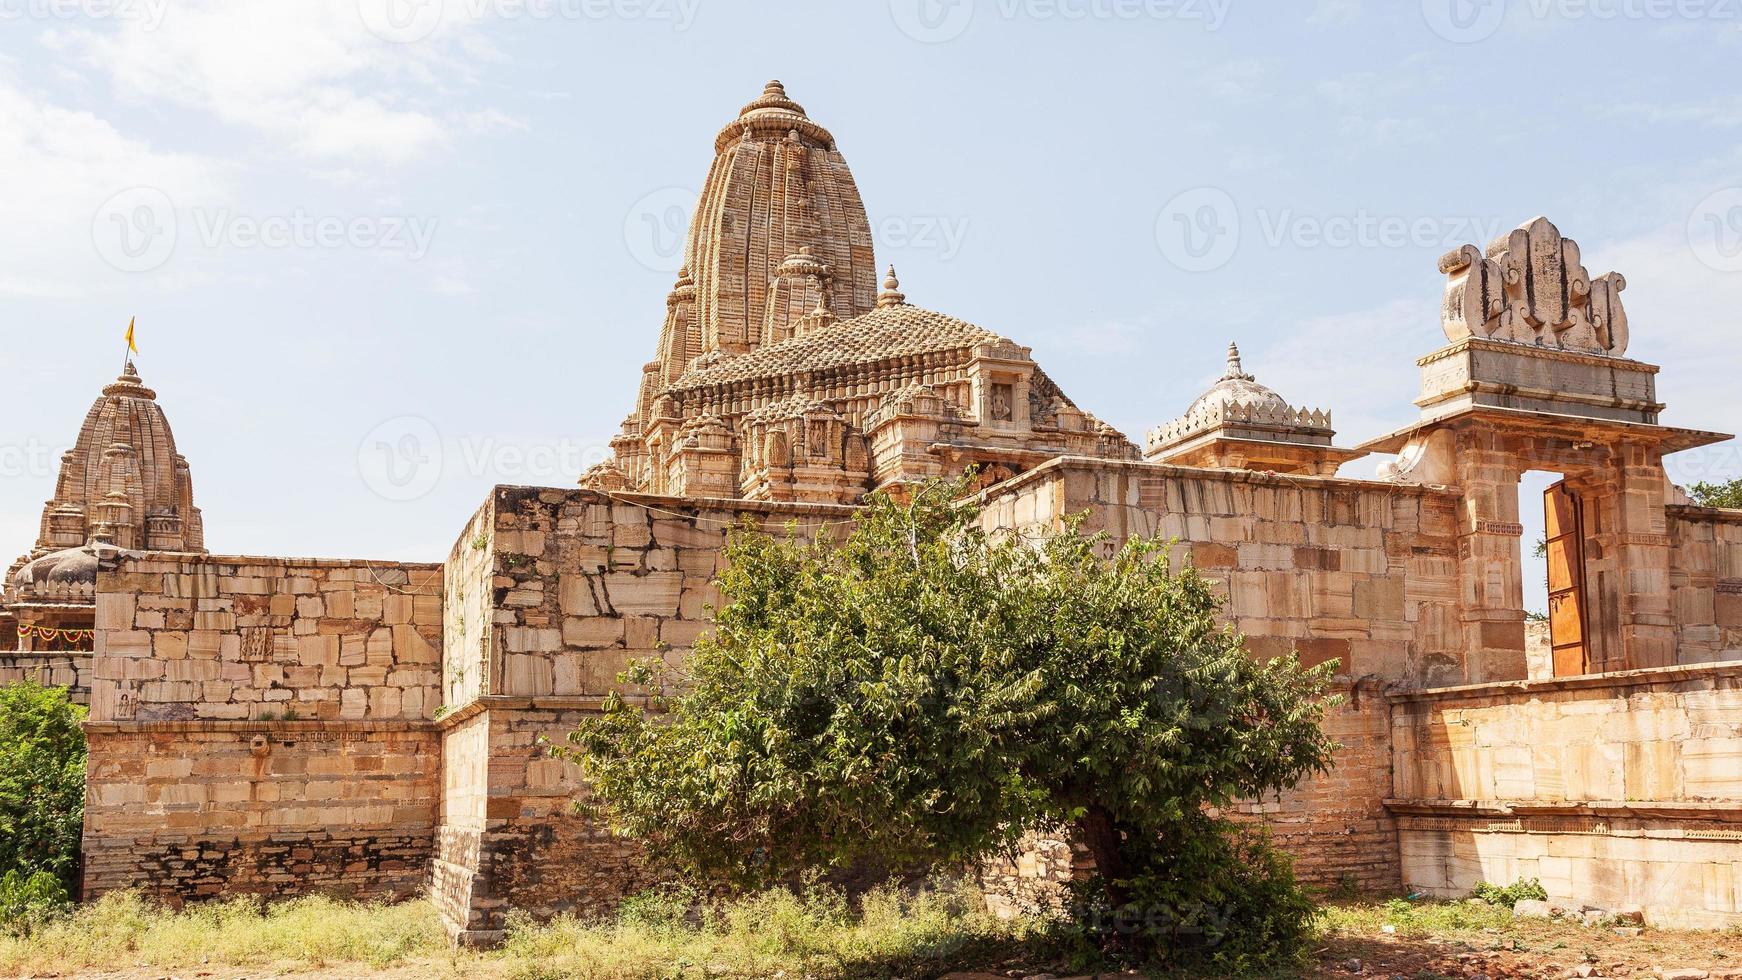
[2,0,1740,616]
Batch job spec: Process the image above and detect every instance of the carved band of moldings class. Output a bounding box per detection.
[1438,216,1629,357]
[1146,401,1332,450]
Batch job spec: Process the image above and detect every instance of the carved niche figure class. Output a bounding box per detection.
[1438,216,1630,357]
[990,383,1014,423]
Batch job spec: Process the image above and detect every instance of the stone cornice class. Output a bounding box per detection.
[975,454,1464,505]
[1387,658,1742,705]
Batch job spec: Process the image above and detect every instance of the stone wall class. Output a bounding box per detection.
[83,721,438,904]
[978,458,1464,686]
[431,487,856,942]
[82,553,445,904]
[1669,505,1742,664]
[1390,661,1742,928]
[90,554,442,723]
[0,650,89,702]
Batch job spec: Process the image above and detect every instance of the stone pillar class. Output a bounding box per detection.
[1454,433,1527,683]
[1614,443,1675,669]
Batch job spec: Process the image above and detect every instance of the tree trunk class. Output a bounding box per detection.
[1075,805,1131,911]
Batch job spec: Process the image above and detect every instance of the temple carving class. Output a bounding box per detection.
[1439,215,1630,355]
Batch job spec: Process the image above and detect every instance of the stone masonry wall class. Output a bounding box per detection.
[1669,505,1742,665]
[83,721,438,904]
[90,554,442,723]
[432,487,856,942]
[1390,662,1742,928]
[83,553,445,904]
[0,650,89,702]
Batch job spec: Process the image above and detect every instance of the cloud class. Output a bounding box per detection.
[1243,297,1429,457]
[0,77,229,298]
[1611,95,1742,130]
[46,0,500,165]
[1306,0,1359,24]
[1588,223,1742,483]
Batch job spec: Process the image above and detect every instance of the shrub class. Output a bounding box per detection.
[1691,478,1742,510]
[0,681,87,890]
[0,869,69,936]
[565,479,1340,968]
[1472,878,1548,909]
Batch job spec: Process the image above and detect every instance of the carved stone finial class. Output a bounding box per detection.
[877,265,906,308]
[1223,341,1253,381]
[1438,216,1630,356]
[764,79,785,98]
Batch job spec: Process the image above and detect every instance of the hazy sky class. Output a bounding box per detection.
[3,0,1740,617]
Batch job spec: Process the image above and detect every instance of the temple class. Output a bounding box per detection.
[588,81,1136,503]
[4,83,1741,943]
[1,363,203,695]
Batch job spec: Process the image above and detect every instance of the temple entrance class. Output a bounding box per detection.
[1543,481,1591,677]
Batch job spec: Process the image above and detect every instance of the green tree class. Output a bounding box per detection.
[1691,478,1742,510]
[563,480,1339,964]
[0,681,87,890]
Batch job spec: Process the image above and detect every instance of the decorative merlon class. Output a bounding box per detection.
[1439,215,1630,357]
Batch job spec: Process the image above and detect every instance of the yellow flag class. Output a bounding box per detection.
[125,316,138,355]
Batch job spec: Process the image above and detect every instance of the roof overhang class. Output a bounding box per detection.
[1358,405,1732,456]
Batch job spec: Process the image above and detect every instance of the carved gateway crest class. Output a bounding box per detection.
[1439,216,1630,356]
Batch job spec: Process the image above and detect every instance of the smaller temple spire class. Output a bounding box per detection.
[877,265,907,308]
[1223,341,1253,381]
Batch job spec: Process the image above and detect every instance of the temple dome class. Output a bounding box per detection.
[1183,342,1292,417]
[10,545,101,603]
[682,80,877,359]
[24,362,205,560]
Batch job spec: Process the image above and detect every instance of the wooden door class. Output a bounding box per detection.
[1544,482,1590,677]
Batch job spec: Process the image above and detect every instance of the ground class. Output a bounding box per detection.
[6,894,1742,979]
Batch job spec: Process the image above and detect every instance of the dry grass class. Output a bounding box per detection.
[0,891,450,974]
[0,882,1038,980]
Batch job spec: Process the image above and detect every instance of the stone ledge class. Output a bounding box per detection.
[976,454,1466,503]
[1670,503,1742,525]
[104,551,443,572]
[1386,798,1742,823]
[493,484,860,520]
[435,694,660,729]
[83,718,440,734]
[1387,658,1742,705]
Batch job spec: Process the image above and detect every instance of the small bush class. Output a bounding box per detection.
[0,869,69,936]
[1059,822,1319,973]
[1473,878,1549,909]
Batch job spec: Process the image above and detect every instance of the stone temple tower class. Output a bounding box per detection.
[3,362,204,652]
[591,81,1136,502]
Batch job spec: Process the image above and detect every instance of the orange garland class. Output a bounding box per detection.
[14,624,93,644]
